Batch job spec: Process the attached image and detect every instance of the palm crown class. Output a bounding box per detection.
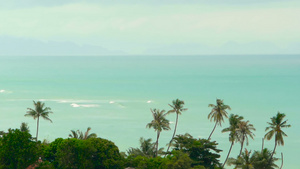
[69,127,97,140]
[222,114,244,142]
[167,99,188,115]
[208,99,231,126]
[147,109,170,133]
[265,112,291,146]
[25,101,53,122]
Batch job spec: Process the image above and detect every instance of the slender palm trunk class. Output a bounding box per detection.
[222,141,234,168]
[239,136,245,156]
[155,131,160,157]
[280,152,283,169]
[208,122,218,140]
[36,116,40,141]
[269,141,277,164]
[166,113,179,154]
[261,138,264,152]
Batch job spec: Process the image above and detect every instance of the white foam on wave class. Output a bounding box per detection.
[70,103,99,108]
[71,103,80,108]
[81,104,100,108]
[147,100,152,103]
[0,90,5,93]
[109,101,115,104]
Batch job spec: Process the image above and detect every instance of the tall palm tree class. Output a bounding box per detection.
[166,99,187,154]
[237,120,256,156]
[265,112,291,162]
[25,101,53,141]
[146,108,171,157]
[208,99,231,140]
[69,127,97,140]
[222,114,244,168]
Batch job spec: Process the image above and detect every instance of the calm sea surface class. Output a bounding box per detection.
[0,55,299,168]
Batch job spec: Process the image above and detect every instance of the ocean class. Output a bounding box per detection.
[0,55,299,168]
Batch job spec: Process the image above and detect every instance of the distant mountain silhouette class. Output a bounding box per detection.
[0,36,125,56]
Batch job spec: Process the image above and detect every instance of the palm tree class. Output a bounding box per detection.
[165,99,187,154]
[69,127,97,140]
[127,137,157,158]
[237,120,256,156]
[25,101,53,141]
[228,148,278,169]
[146,108,171,157]
[252,148,278,169]
[222,114,244,167]
[227,148,254,169]
[208,99,231,140]
[265,112,291,162]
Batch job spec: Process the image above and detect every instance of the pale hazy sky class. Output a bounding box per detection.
[1,0,300,55]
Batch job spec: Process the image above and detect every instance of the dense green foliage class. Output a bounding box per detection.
[46,138,124,169]
[173,133,222,168]
[0,129,38,169]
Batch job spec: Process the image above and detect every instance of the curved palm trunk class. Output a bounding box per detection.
[208,121,218,140]
[239,136,245,156]
[36,116,40,141]
[222,141,234,168]
[155,131,160,157]
[280,152,283,169]
[166,113,179,154]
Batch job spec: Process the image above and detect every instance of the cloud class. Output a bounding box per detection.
[0,1,299,54]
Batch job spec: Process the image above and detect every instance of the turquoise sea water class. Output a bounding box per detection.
[0,55,299,168]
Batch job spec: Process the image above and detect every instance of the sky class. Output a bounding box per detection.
[0,0,300,55]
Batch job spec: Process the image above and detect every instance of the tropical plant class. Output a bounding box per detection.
[237,120,256,156]
[69,127,97,140]
[252,148,278,169]
[25,101,53,141]
[20,122,30,132]
[146,108,171,157]
[56,138,124,169]
[222,114,244,167]
[127,137,157,158]
[208,99,231,140]
[265,112,291,162]
[173,133,222,168]
[164,150,193,169]
[166,99,187,154]
[227,148,254,169]
[0,129,38,169]
[228,148,278,169]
